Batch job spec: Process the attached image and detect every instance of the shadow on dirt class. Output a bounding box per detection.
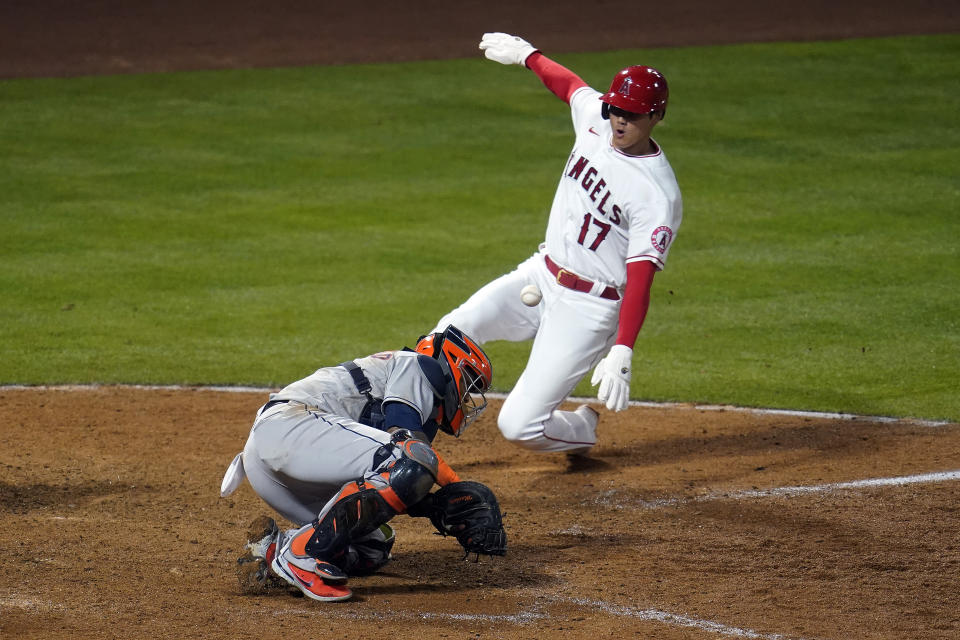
[564,454,615,473]
[349,543,564,598]
[0,480,151,513]
[598,420,914,468]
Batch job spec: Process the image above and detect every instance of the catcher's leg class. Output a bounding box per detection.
[271,441,438,600]
[341,523,396,576]
[270,482,389,602]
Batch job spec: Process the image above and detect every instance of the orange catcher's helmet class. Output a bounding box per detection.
[600,65,669,119]
[415,325,492,437]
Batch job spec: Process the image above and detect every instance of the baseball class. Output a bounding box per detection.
[520,284,542,306]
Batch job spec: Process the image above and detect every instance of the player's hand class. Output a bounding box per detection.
[479,32,538,66]
[590,344,633,412]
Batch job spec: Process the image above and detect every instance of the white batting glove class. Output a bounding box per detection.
[479,32,538,66]
[590,344,633,412]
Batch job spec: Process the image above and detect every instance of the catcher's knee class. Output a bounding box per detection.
[382,438,438,508]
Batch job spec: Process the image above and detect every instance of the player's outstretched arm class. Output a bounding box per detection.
[479,32,587,104]
[526,52,589,104]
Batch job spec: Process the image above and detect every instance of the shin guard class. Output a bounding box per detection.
[293,480,399,573]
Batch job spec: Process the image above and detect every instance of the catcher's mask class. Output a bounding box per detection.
[599,65,668,120]
[415,325,492,437]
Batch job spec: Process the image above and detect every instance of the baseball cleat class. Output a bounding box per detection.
[576,403,600,426]
[236,515,284,594]
[270,554,353,602]
[566,404,600,455]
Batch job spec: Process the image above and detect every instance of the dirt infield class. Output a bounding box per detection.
[3,0,960,78]
[3,3,960,639]
[2,388,958,639]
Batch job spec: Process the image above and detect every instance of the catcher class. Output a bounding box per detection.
[219,325,507,602]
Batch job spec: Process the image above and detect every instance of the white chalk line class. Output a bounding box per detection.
[595,469,960,511]
[566,597,801,640]
[277,604,546,625]
[417,610,546,624]
[287,594,810,639]
[571,396,951,428]
[0,593,65,612]
[1,384,954,427]
[731,469,960,498]
[4,583,803,640]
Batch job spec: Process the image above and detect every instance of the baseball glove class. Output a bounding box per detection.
[408,480,507,557]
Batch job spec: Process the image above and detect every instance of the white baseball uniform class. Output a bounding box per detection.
[434,76,682,453]
[220,350,445,524]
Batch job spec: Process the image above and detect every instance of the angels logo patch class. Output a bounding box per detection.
[651,226,674,254]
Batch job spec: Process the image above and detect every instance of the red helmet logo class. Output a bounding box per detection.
[600,65,669,118]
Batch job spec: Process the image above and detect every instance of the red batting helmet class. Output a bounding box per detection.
[415,325,492,437]
[600,65,669,119]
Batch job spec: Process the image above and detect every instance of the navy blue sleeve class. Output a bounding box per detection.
[418,419,440,442]
[383,401,423,433]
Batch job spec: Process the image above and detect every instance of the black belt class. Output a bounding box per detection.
[261,398,289,413]
[544,255,619,300]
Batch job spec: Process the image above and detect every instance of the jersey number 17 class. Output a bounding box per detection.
[578,213,611,251]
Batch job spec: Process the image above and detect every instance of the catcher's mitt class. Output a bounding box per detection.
[408,480,506,557]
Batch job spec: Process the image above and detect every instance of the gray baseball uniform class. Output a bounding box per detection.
[221,349,445,524]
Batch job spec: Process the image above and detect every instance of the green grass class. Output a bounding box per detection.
[1,35,957,422]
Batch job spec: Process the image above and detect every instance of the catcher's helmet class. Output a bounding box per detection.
[600,65,668,120]
[415,325,492,437]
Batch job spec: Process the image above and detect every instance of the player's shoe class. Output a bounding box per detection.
[576,403,600,424]
[235,515,285,594]
[567,404,600,456]
[271,530,352,602]
[270,555,353,602]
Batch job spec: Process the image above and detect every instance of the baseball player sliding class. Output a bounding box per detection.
[432,33,683,454]
[220,326,506,602]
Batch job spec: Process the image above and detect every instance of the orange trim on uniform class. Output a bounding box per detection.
[332,482,363,505]
[376,485,408,513]
[435,451,461,486]
[290,526,314,556]
[290,481,364,555]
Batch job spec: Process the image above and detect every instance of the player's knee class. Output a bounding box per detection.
[496,410,530,444]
